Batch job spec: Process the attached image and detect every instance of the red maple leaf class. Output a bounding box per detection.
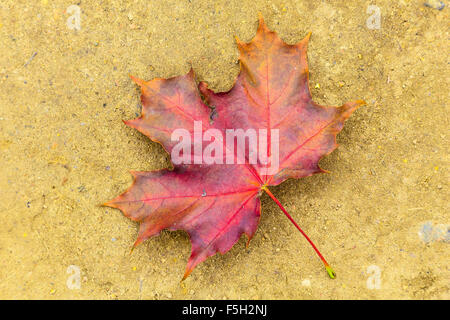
[105,17,365,279]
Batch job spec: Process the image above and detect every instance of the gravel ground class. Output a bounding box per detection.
[0,0,448,299]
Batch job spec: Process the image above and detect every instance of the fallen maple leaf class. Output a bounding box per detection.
[105,16,365,279]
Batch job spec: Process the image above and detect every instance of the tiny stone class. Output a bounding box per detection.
[424,0,445,10]
[301,279,311,287]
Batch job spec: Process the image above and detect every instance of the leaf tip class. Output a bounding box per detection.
[354,99,367,107]
[132,237,143,250]
[245,237,251,249]
[346,99,366,110]
[319,167,331,174]
[129,170,139,178]
[256,13,269,34]
[123,118,139,129]
[304,31,312,42]
[339,99,366,119]
[187,66,195,78]
[130,75,146,87]
[257,12,264,24]
[182,268,193,281]
[101,200,115,208]
[234,35,243,45]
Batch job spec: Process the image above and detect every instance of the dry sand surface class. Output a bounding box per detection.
[0,0,448,299]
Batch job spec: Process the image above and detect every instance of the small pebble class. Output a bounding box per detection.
[301,279,311,287]
[424,0,445,10]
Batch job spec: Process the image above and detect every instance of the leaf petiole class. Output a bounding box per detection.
[263,186,336,279]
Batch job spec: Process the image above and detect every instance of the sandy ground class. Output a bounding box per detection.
[0,0,448,300]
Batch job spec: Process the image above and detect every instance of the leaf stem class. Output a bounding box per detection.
[263,186,336,279]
